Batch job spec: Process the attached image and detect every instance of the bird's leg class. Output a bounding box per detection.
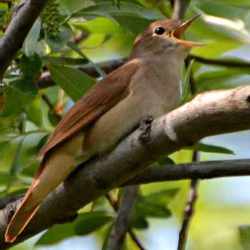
[139,115,153,143]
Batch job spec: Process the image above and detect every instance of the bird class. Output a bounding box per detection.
[5,16,200,243]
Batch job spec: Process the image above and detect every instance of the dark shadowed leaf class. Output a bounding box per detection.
[1,55,41,116]
[74,211,113,235]
[157,155,175,166]
[134,189,179,218]
[194,143,235,155]
[239,225,250,250]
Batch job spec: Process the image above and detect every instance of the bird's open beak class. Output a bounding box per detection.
[171,15,203,48]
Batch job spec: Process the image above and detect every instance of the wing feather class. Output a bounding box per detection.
[39,59,139,158]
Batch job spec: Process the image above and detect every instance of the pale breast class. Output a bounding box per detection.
[84,58,182,155]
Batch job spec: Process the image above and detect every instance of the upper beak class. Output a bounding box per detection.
[171,15,203,48]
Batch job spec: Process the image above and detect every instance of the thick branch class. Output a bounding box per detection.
[1,86,250,249]
[0,0,48,79]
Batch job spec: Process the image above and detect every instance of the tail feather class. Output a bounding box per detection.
[4,132,86,243]
[5,183,41,243]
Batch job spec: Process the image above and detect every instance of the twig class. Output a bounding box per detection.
[0,0,48,79]
[105,193,145,250]
[36,58,126,89]
[177,151,199,250]
[40,93,62,122]
[106,186,141,250]
[0,0,11,3]
[178,179,199,250]
[190,55,250,68]
[171,0,191,20]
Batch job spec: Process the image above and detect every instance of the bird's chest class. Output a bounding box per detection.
[84,62,181,155]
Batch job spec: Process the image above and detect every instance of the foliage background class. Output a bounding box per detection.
[1,0,250,249]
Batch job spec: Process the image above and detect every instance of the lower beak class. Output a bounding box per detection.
[171,15,203,48]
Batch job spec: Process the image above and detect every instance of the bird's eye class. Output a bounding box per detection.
[154,26,166,35]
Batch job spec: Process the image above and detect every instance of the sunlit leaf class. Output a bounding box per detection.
[48,63,95,101]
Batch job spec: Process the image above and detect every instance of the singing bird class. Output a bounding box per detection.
[5,16,200,243]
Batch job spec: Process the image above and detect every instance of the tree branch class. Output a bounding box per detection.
[105,193,145,250]
[129,159,250,185]
[36,58,126,89]
[106,186,140,250]
[177,151,199,250]
[1,86,250,248]
[0,0,48,79]
[189,55,250,68]
[171,0,191,20]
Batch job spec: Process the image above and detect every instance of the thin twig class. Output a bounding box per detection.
[190,55,250,68]
[177,151,199,250]
[178,178,199,250]
[41,93,62,122]
[106,190,145,250]
[36,58,126,89]
[171,0,191,20]
[106,186,142,250]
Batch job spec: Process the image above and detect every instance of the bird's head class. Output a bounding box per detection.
[131,15,201,59]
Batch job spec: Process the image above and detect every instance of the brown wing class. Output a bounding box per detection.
[39,59,140,158]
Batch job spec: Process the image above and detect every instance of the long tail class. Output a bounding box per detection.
[4,152,78,243]
[4,179,42,243]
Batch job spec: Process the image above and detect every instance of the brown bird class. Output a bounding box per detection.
[5,16,200,243]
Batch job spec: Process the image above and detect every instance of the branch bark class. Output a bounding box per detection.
[106,186,140,250]
[177,148,199,250]
[171,0,191,20]
[1,86,250,249]
[0,0,48,79]
[105,193,145,249]
[129,159,250,185]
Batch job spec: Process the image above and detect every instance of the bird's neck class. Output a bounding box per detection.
[137,51,185,111]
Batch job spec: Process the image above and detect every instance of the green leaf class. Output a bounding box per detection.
[239,225,250,250]
[74,1,163,21]
[131,215,149,229]
[48,63,95,101]
[36,211,113,246]
[141,188,179,206]
[157,156,175,166]
[135,189,179,218]
[180,60,194,104]
[194,143,235,155]
[74,211,113,235]
[23,18,41,57]
[25,96,44,127]
[135,200,171,218]
[1,55,41,116]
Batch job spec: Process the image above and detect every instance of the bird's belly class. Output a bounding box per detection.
[83,88,178,155]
